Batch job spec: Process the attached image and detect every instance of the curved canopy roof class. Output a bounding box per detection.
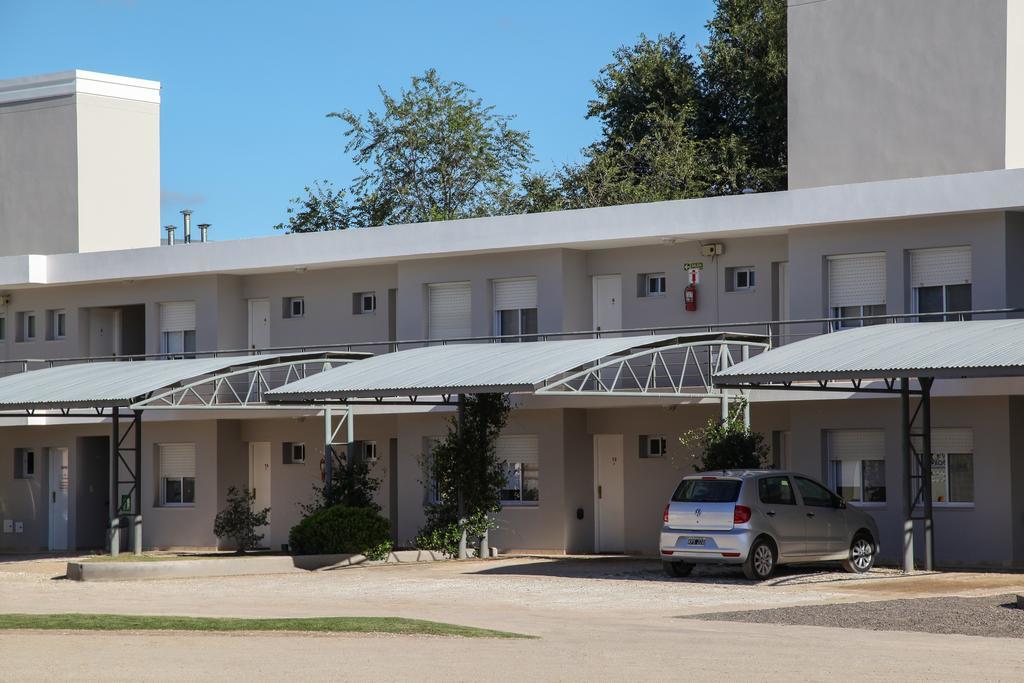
[714,320,1024,384]
[267,332,766,401]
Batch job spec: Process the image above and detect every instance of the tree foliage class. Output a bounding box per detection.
[680,400,769,472]
[300,456,381,516]
[416,394,511,554]
[213,487,270,553]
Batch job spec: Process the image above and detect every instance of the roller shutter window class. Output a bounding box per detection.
[159,301,197,355]
[827,253,886,328]
[497,435,539,503]
[827,430,886,503]
[493,277,538,340]
[158,443,196,506]
[912,428,974,504]
[909,247,972,321]
[427,282,471,340]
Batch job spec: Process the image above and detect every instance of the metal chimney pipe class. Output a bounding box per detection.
[164,224,177,246]
[180,209,193,244]
[197,223,210,243]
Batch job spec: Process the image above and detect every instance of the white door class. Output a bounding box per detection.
[594,435,625,553]
[777,262,789,344]
[48,448,69,551]
[248,442,272,547]
[592,275,622,334]
[248,299,271,351]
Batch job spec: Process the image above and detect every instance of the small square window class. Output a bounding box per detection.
[14,449,35,479]
[284,297,305,319]
[362,441,377,464]
[638,273,667,297]
[283,442,306,464]
[353,292,377,315]
[17,312,37,341]
[46,309,66,341]
[732,267,755,290]
[640,435,667,459]
[0,315,6,342]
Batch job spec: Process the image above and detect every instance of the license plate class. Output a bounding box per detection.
[686,538,706,546]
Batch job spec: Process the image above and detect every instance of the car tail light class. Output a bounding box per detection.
[733,505,752,524]
[663,504,670,524]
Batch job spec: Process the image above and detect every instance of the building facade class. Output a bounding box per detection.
[2,0,1024,567]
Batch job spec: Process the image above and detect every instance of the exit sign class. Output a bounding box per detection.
[683,262,704,270]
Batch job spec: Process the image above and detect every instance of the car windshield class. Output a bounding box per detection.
[671,478,742,503]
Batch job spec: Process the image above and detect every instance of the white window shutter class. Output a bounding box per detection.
[828,430,885,461]
[909,247,971,288]
[496,434,539,465]
[158,443,196,478]
[828,254,886,308]
[493,277,538,311]
[159,301,196,332]
[427,282,471,339]
[913,428,973,453]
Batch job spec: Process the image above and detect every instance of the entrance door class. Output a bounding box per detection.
[248,299,271,351]
[592,275,622,334]
[48,447,70,551]
[594,435,625,553]
[248,442,272,547]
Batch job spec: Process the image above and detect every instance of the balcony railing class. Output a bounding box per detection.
[0,307,1020,378]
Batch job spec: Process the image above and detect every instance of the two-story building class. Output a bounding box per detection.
[2,0,1024,566]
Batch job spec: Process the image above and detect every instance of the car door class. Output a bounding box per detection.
[794,476,847,557]
[756,475,806,559]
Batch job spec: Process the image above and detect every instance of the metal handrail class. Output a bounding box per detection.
[1,306,1020,374]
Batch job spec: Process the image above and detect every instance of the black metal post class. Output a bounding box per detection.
[110,410,119,520]
[901,378,914,572]
[133,410,142,515]
[920,377,935,571]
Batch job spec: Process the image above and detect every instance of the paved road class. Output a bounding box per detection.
[1,556,1023,681]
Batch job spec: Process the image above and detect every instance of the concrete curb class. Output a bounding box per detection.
[65,548,475,582]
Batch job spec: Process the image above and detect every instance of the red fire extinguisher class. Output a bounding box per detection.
[684,283,698,312]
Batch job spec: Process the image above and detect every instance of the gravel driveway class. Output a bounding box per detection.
[691,593,1024,638]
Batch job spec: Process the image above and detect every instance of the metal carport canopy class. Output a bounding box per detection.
[713,320,1024,385]
[0,351,365,411]
[267,332,768,401]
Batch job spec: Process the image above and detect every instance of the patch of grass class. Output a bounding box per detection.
[0,613,532,639]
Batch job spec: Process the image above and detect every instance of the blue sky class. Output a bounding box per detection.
[0,0,715,240]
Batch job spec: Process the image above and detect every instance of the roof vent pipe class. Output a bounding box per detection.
[164,224,177,246]
[197,223,210,243]
[180,208,193,244]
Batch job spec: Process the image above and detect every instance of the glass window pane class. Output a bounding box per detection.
[862,304,887,325]
[796,476,839,507]
[946,284,972,316]
[930,454,948,502]
[183,477,195,504]
[520,308,538,336]
[862,459,886,502]
[164,478,182,504]
[831,460,861,501]
[948,453,973,503]
[522,464,540,501]
[736,271,748,288]
[498,309,519,337]
[184,330,197,354]
[916,286,944,321]
[747,270,755,287]
[500,463,522,501]
[758,476,795,505]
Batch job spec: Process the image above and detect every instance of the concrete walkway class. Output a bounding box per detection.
[1,556,1023,681]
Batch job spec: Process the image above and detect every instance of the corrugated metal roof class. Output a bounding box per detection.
[0,352,360,409]
[269,333,762,400]
[715,321,1024,383]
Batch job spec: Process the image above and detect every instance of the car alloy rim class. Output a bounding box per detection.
[754,544,773,577]
[852,539,873,570]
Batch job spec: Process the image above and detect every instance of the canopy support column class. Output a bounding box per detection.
[900,379,914,572]
[920,377,935,571]
[901,376,935,572]
[457,394,468,560]
[323,406,354,502]
[109,410,143,555]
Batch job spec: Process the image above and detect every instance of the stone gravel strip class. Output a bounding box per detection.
[687,593,1024,638]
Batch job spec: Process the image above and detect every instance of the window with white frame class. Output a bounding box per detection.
[731,267,756,291]
[498,435,539,503]
[158,443,196,506]
[282,442,306,464]
[361,440,378,465]
[284,296,305,319]
[159,301,197,356]
[639,434,667,458]
[493,277,538,340]
[47,309,66,340]
[827,253,886,328]
[353,292,377,315]
[827,430,886,503]
[913,428,974,505]
[909,247,972,322]
[0,314,6,342]
[638,272,667,297]
[17,311,36,341]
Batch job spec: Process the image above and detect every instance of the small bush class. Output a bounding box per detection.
[288,506,392,560]
[213,487,270,553]
[414,510,495,557]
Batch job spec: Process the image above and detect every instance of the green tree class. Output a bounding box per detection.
[416,393,511,555]
[680,400,769,472]
[300,456,381,516]
[274,180,350,233]
[213,487,270,553]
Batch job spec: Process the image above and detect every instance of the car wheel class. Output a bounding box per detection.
[663,560,694,578]
[743,538,776,581]
[842,534,875,574]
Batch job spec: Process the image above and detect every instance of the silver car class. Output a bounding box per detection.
[660,470,880,580]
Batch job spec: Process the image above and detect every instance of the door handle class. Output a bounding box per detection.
[765,511,776,517]
[598,485,603,499]
[806,512,816,518]
[52,492,56,503]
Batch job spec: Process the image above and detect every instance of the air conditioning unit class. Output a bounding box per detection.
[701,243,724,257]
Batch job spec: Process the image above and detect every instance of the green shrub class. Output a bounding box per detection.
[288,506,392,560]
[213,487,270,553]
[414,510,495,557]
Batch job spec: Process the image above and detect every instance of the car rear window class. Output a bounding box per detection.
[671,479,742,503]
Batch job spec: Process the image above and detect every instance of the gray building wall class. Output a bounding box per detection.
[788,0,1018,188]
